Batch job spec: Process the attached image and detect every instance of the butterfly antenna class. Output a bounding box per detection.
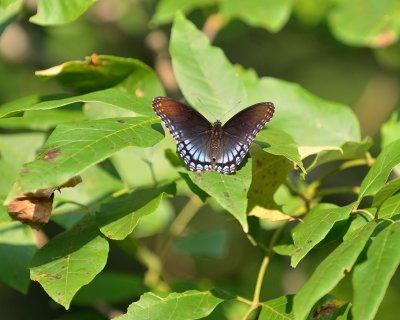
[223,99,243,120]
[195,96,219,122]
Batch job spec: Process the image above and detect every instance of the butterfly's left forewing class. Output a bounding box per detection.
[215,102,275,174]
[152,97,214,172]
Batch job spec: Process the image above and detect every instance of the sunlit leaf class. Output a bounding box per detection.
[30,0,98,26]
[376,193,400,219]
[328,0,400,47]
[381,110,400,175]
[96,183,176,240]
[372,176,400,208]
[0,0,23,34]
[30,217,109,309]
[357,139,400,203]
[6,117,163,203]
[116,290,224,320]
[293,222,376,320]
[219,0,293,32]
[352,223,400,320]
[0,221,36,293]
[291,203,354,267]
[259,295,294,319]
[170,12,247,122]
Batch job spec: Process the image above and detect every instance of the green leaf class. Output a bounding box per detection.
[381,110,400,175]
[219,0,293,32]
[151,0,215,25]
[255,128,305,173]
[377,194,400,219]
[248,148,293,211]
[35,55,164,96]
[174,229,229,258]
[290,203,354,267]
[0,88,155,119]
[246,76,361,158]
[116,290,224,320]
[96,183,176,240]
[352,223,400,320]
[189,162,252,232]
[293,222,376,320]
[259,295,294,320]
[74,272,146,305]
[0,0,23,35]
[371,178,400,207]
[30,217,109,309]
[0,222,36,293]
[306,137,372,172]
[308,295,351,320]
[328,0,400,47]
[5,117,163,203]
[30,0,97,26]
[170,13,247,123]
[358,139,400,203]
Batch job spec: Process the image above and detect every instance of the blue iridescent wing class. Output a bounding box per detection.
[152,97,213,171]
[215,102,275,174]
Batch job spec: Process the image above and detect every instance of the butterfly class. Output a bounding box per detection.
[152,97,275,174]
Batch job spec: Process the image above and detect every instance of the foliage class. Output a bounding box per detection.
[0,1,399,320]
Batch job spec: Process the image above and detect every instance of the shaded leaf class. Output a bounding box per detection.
[170,12,247,123]
[293,222,376,320]
[309,295,350,320]
[219,0,293,32]
[0,88,155,119]
[6,117,163,203]
[30,217,109,309]
[381,110,400,175]
[0,0,23,34]
[116,290,224,320]
[372,177,400,208]
[259,295,294,320]
[291,203,353,267]
[357,139,400,203]
[30,0,97,26]
[189,162,252,232]
[35,55,164,96]
[0,222,36,293]
[96,183,176,240]
[74,272,146,305]
[328,0,400,47]
[352,223,400,320]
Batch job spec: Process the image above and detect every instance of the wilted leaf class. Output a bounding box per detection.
[116,290,224,320]
[30,217,109,309]
[352,223,400,320]
[249,206,296,222]
[293,222,376,320]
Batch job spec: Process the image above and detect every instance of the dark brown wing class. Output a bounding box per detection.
[215,102,275,174]
[152,97,213,171]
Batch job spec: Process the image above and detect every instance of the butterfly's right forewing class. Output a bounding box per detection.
[152,97,213,171]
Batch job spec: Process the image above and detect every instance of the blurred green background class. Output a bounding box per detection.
[0,0,399,319]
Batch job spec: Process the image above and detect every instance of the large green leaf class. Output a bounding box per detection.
[259,295,294,320]
[5,117,163,203]
[0,221,36,294]
[245,76,361,158]
[151,0,215,25]
[189,162,252,232]
[116,290,224,320]
[376,194,400,219]
[219,0,293,32]
[352,223,400,320]
[30,217,109,309]
[30,0,97,26]
[357,139,400,203]
[170,13,247,123]
[96,183,176,240]
[290,203,353,267]
[35,55,164,96]
[293,222,376,320]
[0,88,154,119]
[328,0,400,47]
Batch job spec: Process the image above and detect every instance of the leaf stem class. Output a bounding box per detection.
[352,209,375,221]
